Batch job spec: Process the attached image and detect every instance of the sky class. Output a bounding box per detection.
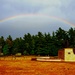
[0,0,75,39]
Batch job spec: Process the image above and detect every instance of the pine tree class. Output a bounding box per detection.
[3,44,9,55]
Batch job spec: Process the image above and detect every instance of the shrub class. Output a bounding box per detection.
[15,53,22,57]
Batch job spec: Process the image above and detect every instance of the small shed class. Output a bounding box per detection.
[58,48,75,61]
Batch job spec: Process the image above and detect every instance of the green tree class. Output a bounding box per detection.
[55,27,69,48]
[23,50,28,55]
[50,32,59,56]
[30,50,35,55]
[68,28,75,47]
[0,36,5,53]
[23,33,34,55]
[7,35,12,41]
[6,35,13,54]
[35,32,45,55]
[44,33,52,55]
[3,44,9,55]
[0,36,5,46]
[1,27,74,56]
[12,38,20,54]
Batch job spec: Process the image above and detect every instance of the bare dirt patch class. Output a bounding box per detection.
[0,56,75,75]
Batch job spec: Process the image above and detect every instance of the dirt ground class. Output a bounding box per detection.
[0,56,75,75]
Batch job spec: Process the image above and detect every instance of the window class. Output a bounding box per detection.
[68,52,71,54]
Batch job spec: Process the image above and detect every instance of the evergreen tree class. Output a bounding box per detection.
[3,44,9,55]
[55,27,69,48]
[0,27,74,56]
[12,38,20,54]
[0,36,5,53]
[68,28,75,47]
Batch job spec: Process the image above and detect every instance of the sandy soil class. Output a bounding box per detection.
[0,56,75,75]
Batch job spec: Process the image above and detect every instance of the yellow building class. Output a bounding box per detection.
[58,48,75,62]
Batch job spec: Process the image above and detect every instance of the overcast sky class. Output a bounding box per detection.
[0,0,75,39]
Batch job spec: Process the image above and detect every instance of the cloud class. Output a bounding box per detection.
[60,0,75,23]
[0,0,75,38]
[0,0,73,19]
[0,15,72,39]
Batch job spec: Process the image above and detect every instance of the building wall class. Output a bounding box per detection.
[58,49,64,59]
[65,48,75,61]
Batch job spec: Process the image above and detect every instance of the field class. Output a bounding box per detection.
[0,56,75,75]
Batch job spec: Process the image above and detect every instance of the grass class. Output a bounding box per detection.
[0,56,75,75]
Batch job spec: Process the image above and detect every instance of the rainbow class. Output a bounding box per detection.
[0,14,75,27]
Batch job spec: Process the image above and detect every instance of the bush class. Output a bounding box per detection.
[0,53,4,57]
[15,53,22,57]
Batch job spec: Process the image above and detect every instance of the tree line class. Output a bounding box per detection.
[0,27,75,56]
